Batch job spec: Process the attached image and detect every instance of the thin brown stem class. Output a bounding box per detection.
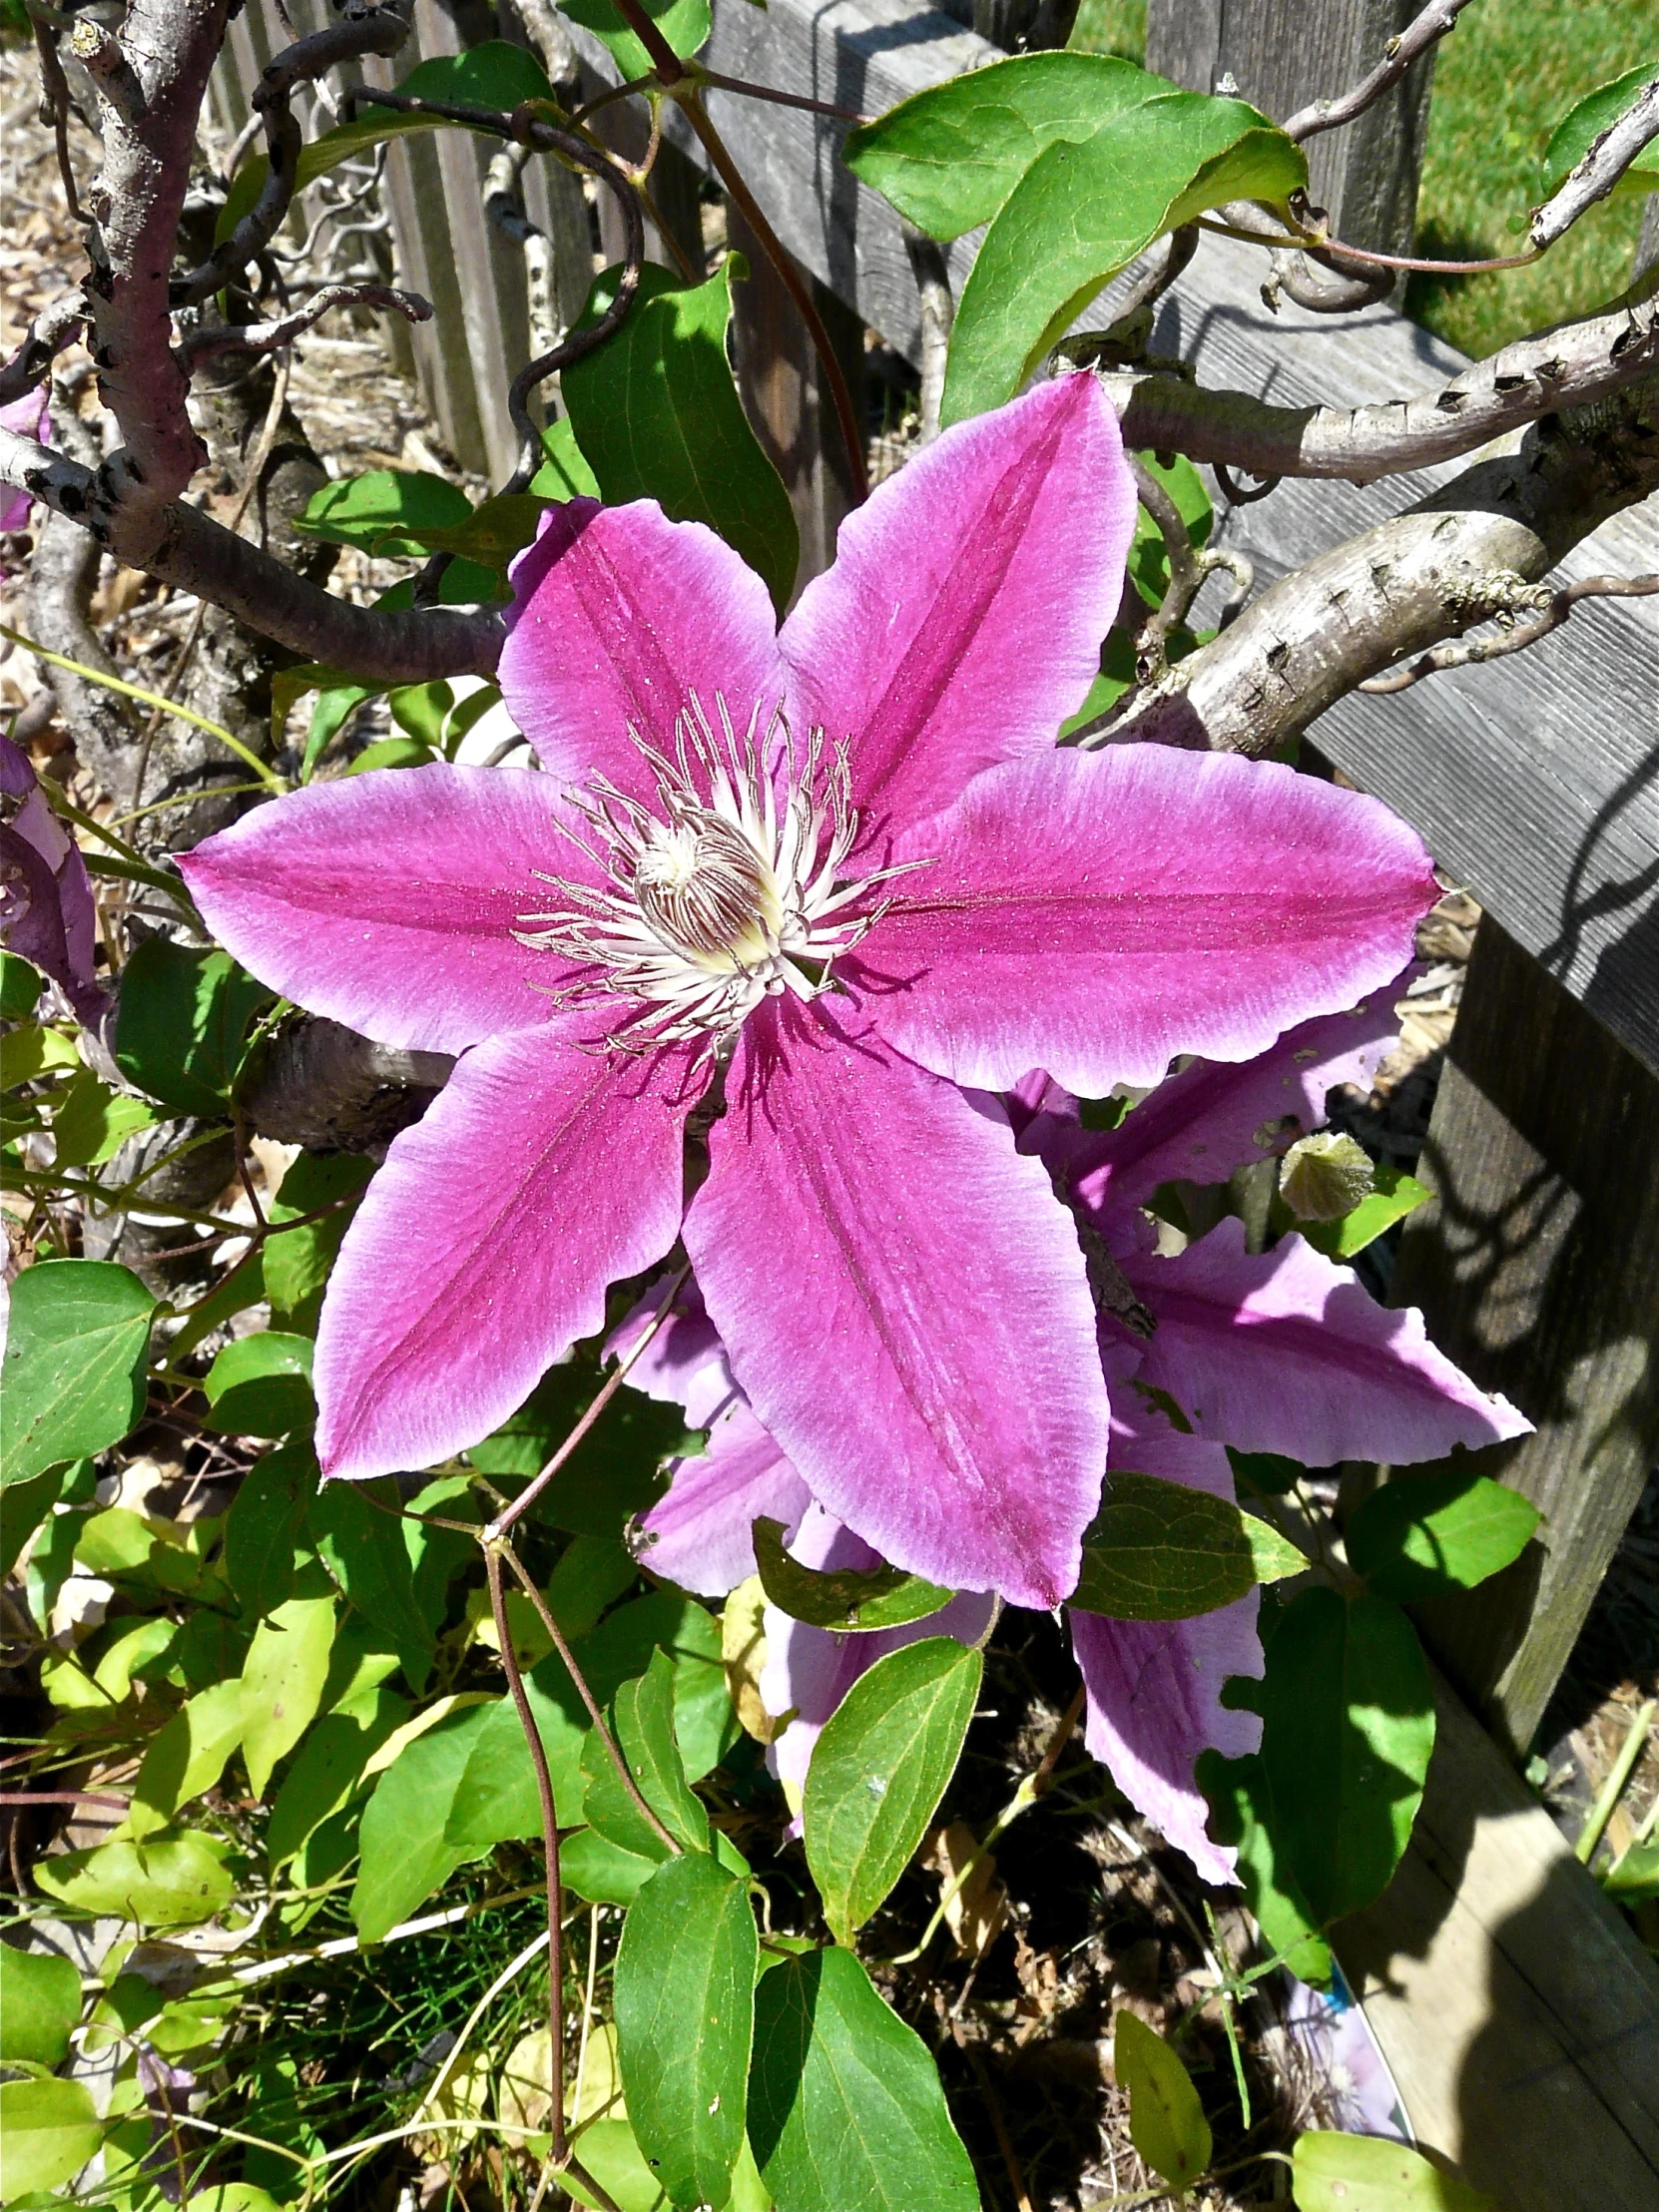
[498,1546,683,1860]
[486,1543,567,2165]
[696,69,870,127]
[490,1263,690,1536]
[676,92,868,503]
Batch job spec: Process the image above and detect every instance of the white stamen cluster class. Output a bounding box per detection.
[516,695,917,1046]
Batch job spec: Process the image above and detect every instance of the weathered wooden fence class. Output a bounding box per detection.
[212,0,1659,2198]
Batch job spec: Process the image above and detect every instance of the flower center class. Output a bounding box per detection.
[514,695,923,1049]
[631,813,783,972]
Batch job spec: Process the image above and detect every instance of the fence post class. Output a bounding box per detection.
[1385,919,1659,1753]
[726,212,865,594]
[1145,0,1436,253]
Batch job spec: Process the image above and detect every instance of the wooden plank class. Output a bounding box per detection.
[1382,916,1659,1753]
[726,205,865,592]
[1334,1667,1659,2210]
[1146,0,1437,253]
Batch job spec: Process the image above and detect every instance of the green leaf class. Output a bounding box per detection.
[296,469,472,553]
[127,1678,244,1841]
[267,1682,407,1865]
[0,1022,79,1086]
[546,1534,640,1638]
[0,1459,78,1579]
[941,97,1305,422]
[804,1636,981,1944]
[1295,1164,1430,1260]
[0,951,42,1020]
[345,736,437,775]
[582,1647,711,1861]
[1603,1841,1659,1904]
[845,51,1182,240]
[225,1441,319,1619]
[559,0,708,83]
[74,1505,206,1599]
[242,1591,336,1797]
[1537,61,1659,202]
[1,1258,155,1485]
[379,491,548,573]
[203,1332,315,1437]
[48,1070,157,1170]
[446,1589,684,1849]
[32,1834,235,1926]
[563,2119,672,2212]
[1070,1470,1304,1620]
[563,261,799,615]
[308,1477,438,1693]
[561,1824,658,1907]
[264,1152,374,1332]
[0,2076,103,2198]
[1127,449,1213,606]
[351,1700,493,1940]
[1258,1587,1435,1924]
[1197,1749,1331,1981]
[0,1944,81,2066]
[1292,2130,1497,2209]
[387,681,455,749]
[471,1356,684,1534]
[113,937,274,1115]
[1112,2010,1212,2192]
[749,1948,977,2212]
[532,416,602,501]
[1226,1446,1305,1497]
[1347,1472,1538,1604]
[221,43,556,242]
[752,1516,953,1634]
[615,1854,757,2208]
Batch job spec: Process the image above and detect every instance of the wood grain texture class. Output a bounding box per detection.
[1383,917,1659,1751]
[1335,1666,1659,2209]
[1146,0,1438,254]
[727,204,865,596]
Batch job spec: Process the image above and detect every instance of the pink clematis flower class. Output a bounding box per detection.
[1,732,105,1028]
[616,993,1530,1881]
[181,373,1441,1608]
[1,387,50,538]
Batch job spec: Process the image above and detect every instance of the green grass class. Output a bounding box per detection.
[1068,0,1144,66]
[1408,0,1654,355]
[1066,0,1654,359]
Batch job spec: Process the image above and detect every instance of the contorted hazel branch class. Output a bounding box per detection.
[1081,366,1659,758]
[174,283,433,368]
[1361,571,1659,693]
[1093,280,1659,487]
[1531,69,1659,250]
[1280,0,1480,143]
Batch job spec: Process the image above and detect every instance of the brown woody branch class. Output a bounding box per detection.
[1360,571,1659,693]
[1096,280,1659,486]
[1531,71,1659,251]
[175,283,433,368]
[1088,367,1659,758]
[2,421,503,681]
[1281,0,1478,143]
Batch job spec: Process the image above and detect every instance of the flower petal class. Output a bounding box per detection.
[1070,1410,1262,1885]
[499,499,787,803]
[180,765,596,1055]
[314,1020,698,1479]
[779,375,1134,852]
[761,1506,995,1813]
[1069,982,1409,1240]
[1119,1217,1531,1465]
[685,997,1108,1609]
[636,1407,814,1598]
[607,1278,739,1431]
[859,747,1438,1095]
